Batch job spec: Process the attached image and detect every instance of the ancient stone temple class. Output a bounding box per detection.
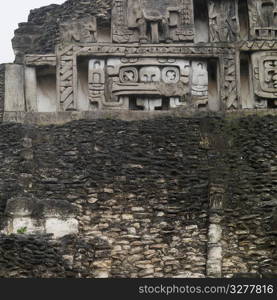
[0,0,276,279]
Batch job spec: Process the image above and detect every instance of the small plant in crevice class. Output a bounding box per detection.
[17,227,27,234]
[199,134,210,149]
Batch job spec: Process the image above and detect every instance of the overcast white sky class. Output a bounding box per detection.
[0,0,65,63]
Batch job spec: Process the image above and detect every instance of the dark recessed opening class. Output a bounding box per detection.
[77,56,89,110]
[268,99,277,108]
[97,19,111,43]
[194,0,209,43]
[240,52,253,108]
[36,65,57,112]
[207,59,219,111]
[238,0,250,40]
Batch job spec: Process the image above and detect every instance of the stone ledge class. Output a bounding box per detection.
[3,109,277,125]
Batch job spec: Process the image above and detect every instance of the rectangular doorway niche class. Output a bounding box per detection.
[208,59,220,111]
[77,56,89,111]
[97,19,112,43]
[240,52,254,108]
[36,66,57,112]
[194,0,209,43]
[238,0,249,40]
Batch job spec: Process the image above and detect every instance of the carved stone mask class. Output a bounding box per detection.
[139,66,161,82]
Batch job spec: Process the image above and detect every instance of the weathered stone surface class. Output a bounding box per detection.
[4,64,25,112]
[25,67,37,112]
[0,115,275,278]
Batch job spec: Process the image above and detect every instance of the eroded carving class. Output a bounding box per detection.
[60,16,97,44]
[25,54,57,67]
[248,0,277,40]
[112,0,195,43]
[208,0,238,42]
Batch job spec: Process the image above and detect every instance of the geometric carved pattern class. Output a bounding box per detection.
[24,54,57,67]
[222,56,238,109]
[58,46,75,111]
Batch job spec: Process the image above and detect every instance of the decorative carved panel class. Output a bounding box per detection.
[75,56,210,111]
[112,0,195,44]
[252,51,277,108]
[248,0,277,40]
[58,46,75,111]
[221,55,238,109]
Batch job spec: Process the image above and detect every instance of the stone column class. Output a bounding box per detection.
[4,64,25,112]
[25,67,38,112]
[206,184,224,278]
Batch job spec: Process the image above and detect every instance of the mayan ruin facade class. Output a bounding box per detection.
[0,0,276,278]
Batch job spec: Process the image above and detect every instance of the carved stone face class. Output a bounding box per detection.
[139,66,161,82]
[120,67,139,83]
[162,67,180,83]
[252,51,277,101]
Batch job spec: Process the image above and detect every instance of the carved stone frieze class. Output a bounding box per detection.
[74,44,235,57]
[5,0,277,117]
[25,54,57,67]
[240,40,277,51]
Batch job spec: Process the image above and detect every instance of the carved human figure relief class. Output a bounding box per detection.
[60,16,97,44]
[88,59,106,109]
[208,0,238,42]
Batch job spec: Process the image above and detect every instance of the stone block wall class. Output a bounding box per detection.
[0,115,276,278]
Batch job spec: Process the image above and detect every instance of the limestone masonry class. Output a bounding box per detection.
[0,0,276,278]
